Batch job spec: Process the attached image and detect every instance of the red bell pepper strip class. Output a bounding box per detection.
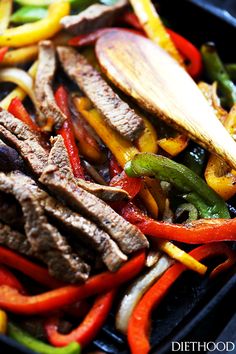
[68,27,144,47]
[8,97,39,131]
[122,203,236,243]
[166,28,203,79]
[0,47,8,62]
[45,290,116,347]
[118,12,202,79]
[0,265,24,293]
[0,246,64,289]
[110,171,141,199]
[55,85,85,179]
[128,243,235,354]
[0,251,145,315]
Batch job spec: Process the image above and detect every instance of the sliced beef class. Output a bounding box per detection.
[0,221,32,256]
[43,196,127,271]
[57,47,144,141]
[61,0,128,35]
[75,178,129,202]
[0,109,49,176]
[40,136,149,254]
[0,192,24,230]
[0,139,24,172]
[49,135,129,201]
[35,41,66,129]
[0,171,90,283]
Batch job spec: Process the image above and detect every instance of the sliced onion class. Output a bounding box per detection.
[146,250,161,267]
[0,67,37,106]
[116,255,173,334]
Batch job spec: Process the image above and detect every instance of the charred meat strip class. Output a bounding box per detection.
[49,135,130,202]
[57,47,144,141]
[35,41,66,129]
[61,0,128,35]
[40,136,149,254]
[0,192,24,230]
[0,221,32,256]
[43,196,127,271]
[0,171,90,283]
[75,178,130,202]
[0,109,49,176]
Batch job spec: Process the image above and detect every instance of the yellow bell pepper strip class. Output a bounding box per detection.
[0,309,7,334]
[158,134,189,157]
[129,0,184,66]
[136,116,158,154]
[0,45,38,66]
[73,96,159,218]
[0,0,70,47]
[0,0,13,34]
[205,103,236,200]
[0,60,38,109]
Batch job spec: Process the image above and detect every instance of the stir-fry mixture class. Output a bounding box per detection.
[0,0,236,353]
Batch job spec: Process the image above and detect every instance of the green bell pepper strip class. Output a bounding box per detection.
[201,42,236,108]
[11,6,48,24]
[125,153,230,219]
[14,0,98,9]
[225,63,236,81]
[8,323,81,354]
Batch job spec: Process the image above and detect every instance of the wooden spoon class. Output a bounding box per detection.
[95,30,236,170]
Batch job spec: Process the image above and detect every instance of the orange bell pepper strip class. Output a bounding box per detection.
[128,242,235,354]
[72,114,105,164]
[205,103,236,200]
[0,251,145,315]
[55,85,85,179]
[8,97,39,131]
[122,203,236,244]
[45,290,116,348]
[0,45,38,66]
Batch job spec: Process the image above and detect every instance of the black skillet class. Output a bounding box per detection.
[0,1,235,353]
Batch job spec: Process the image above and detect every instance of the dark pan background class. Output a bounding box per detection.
[0,1,235,353]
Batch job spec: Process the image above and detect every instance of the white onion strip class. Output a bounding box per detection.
[116,255,173,334]
[0,67,37,106]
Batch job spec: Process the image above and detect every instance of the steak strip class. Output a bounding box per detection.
[43,196,127,271]
[49,135,129,201]
[0,171,90,283]
[40,136,149,254]
[0,110,128,201]
[35,41,66,129]
[0,109,49,176]
[61,0,128,35]
[0,221,32,256]
[57,46,144,141]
